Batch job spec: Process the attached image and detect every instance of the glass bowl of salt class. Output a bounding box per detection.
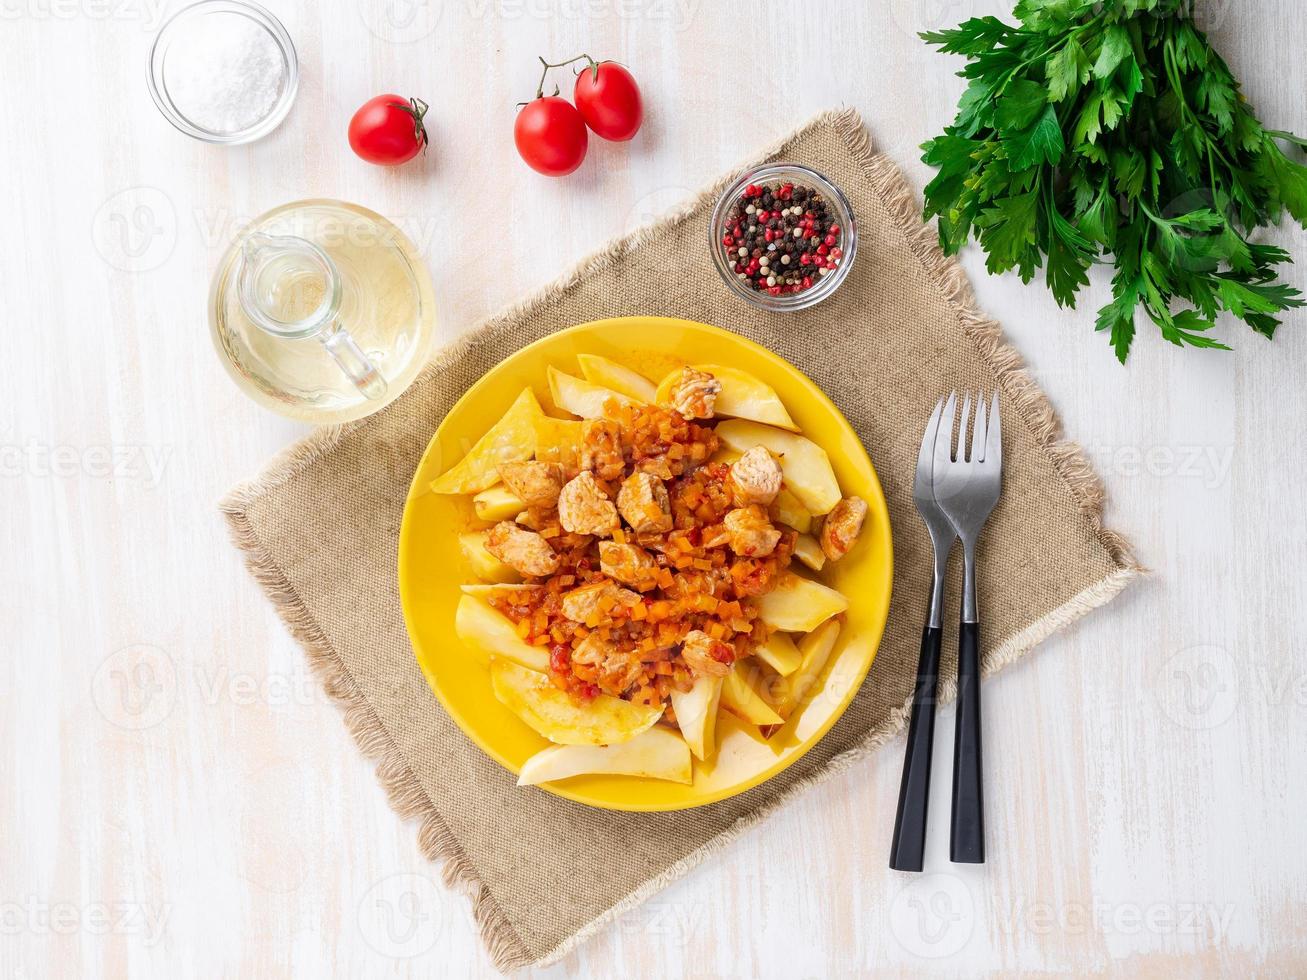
[147,0,298,145]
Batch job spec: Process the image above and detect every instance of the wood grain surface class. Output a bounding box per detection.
[2,0,1304,976]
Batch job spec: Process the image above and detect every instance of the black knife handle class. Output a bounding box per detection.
[950,620,985,864]
[889,624,943,872]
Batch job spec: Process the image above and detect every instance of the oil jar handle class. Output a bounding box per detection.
[319,320,388,401]
[236,232,389,403]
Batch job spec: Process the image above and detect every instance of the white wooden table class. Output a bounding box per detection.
[4,1,1305,975]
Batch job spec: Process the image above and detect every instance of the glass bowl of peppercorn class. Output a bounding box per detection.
[709,163,857,311]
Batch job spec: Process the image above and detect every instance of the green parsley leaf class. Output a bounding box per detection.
[1046,37,1090,102]
[1092,25,1132,79]
[995,79,1049,132]
[1003,104,1065,169]
[978,190,1041,275]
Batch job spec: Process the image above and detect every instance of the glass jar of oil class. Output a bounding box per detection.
[209,199,436,424]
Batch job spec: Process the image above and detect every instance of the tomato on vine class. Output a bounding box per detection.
[572,58,642,142]
[514,59,590,177]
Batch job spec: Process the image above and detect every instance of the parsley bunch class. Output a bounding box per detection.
[921,0,1307,361]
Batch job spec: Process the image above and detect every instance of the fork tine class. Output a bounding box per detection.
[934,391,957,472]
[958,392,971,461]
[986,391,1002,468]
[970,391,987,463]
[916,396,946,474]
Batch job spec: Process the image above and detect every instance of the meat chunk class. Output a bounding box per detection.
[666,368,721,420]
[820,496,868,561]
[716,506,782,557]
[560,578,641,625]
[497,460,564,508]
[484,521,560,577]
[599,541,661,592]
[636,456,674,482]
[616,471,673,533]
[581,418,625,481]
[572,633,644,695]
[557,471,620,536]
[679,629,733,678]
[729,446,782,506]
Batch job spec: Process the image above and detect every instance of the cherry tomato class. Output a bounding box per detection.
[573,61,642,142]
[514,96,588,177]
[348,94,428,166]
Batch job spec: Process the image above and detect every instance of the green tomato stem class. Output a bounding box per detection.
[535,53,598,97]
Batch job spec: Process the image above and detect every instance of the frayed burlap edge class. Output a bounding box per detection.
[219,106,1139,974]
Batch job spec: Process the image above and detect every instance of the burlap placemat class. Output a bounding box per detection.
[221,108,1137,971]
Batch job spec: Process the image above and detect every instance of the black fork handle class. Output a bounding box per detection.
[889,624,943,872]
[950,620,985,863]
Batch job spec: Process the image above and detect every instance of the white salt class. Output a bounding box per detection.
[162,11,286,135]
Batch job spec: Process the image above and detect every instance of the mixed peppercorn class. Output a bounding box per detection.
[721,181,844,297]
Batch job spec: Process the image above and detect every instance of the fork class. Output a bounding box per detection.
[932,391,1003,864]
[888,397,956,873]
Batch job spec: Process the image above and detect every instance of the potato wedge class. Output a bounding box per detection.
[715,420,841,515]
[454,596,549,672]
[669,675,723,760]
[577,354,656,402]
[771,619,841,721]
[473,484,526,522]
[772,486,813,533]
[458,531,521,584]
[517,726,692,786]
[655,364,797,430]
[459,583,541,598]
[720,663,783,726]
[430,388,541,494]
[533,415,585,472]
[756,572,848,632]
[753,631,802,676]
[548,366,634,419]
[709,710,770,760]
[792,533,826,572]
[491,659,664,745]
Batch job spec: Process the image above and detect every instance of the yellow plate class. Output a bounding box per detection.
[398,316,893,811]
